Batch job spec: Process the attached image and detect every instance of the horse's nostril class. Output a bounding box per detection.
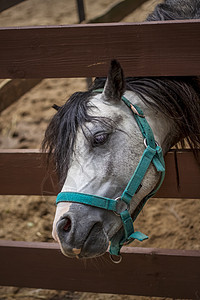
[63,218,71,232]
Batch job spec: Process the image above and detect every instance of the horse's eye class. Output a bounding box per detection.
[92,133,109,146]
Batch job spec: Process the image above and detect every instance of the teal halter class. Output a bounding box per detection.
[56,90,165,259]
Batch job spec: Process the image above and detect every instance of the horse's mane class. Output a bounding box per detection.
[42,0,200,184]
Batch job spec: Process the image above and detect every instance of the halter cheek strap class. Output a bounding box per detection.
[56,91,165,257]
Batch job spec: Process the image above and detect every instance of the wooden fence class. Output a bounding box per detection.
[0,20,200,299]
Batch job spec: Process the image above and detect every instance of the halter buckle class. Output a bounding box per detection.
[130,104,145,118]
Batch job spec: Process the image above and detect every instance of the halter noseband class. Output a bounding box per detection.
[56,90,165,259]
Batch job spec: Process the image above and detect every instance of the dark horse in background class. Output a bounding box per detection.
[43,0,200,260]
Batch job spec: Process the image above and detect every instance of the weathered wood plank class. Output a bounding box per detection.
[0,149,199,198]
[0,20,200,78]
[0,149,59,196]
[0,0,27,13]
[155,150,200,199]
[0,240,199,299]
[0,79,41,112]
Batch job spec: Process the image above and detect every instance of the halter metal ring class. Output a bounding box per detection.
[114,197,130,217]
[144,138,159,148]
[114,197,121,216]
[109,253,122,264]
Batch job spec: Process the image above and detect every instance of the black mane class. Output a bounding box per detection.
[42,90,93,184]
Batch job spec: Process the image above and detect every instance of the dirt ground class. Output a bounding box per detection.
[0,0,200,299]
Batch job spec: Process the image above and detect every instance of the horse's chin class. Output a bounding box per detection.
[59,238,109,259]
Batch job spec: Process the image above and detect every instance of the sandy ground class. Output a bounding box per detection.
[0,0,200,299]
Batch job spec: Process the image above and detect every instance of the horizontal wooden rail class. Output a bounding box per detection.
[0,149,199,198]
[0,149,59,196]
[0,240,199,299]
[0,20,200,78]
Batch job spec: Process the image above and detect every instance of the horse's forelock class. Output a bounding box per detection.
[42,80,113,185]
[42,90,94,185]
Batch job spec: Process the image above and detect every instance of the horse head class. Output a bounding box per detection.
[43,59,200,260]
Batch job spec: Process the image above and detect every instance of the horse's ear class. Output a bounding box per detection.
[103,60,125,102]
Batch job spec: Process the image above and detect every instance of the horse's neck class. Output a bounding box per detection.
[124,90,178,154]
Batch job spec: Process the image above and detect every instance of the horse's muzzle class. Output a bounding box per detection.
[56,209,109,258]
